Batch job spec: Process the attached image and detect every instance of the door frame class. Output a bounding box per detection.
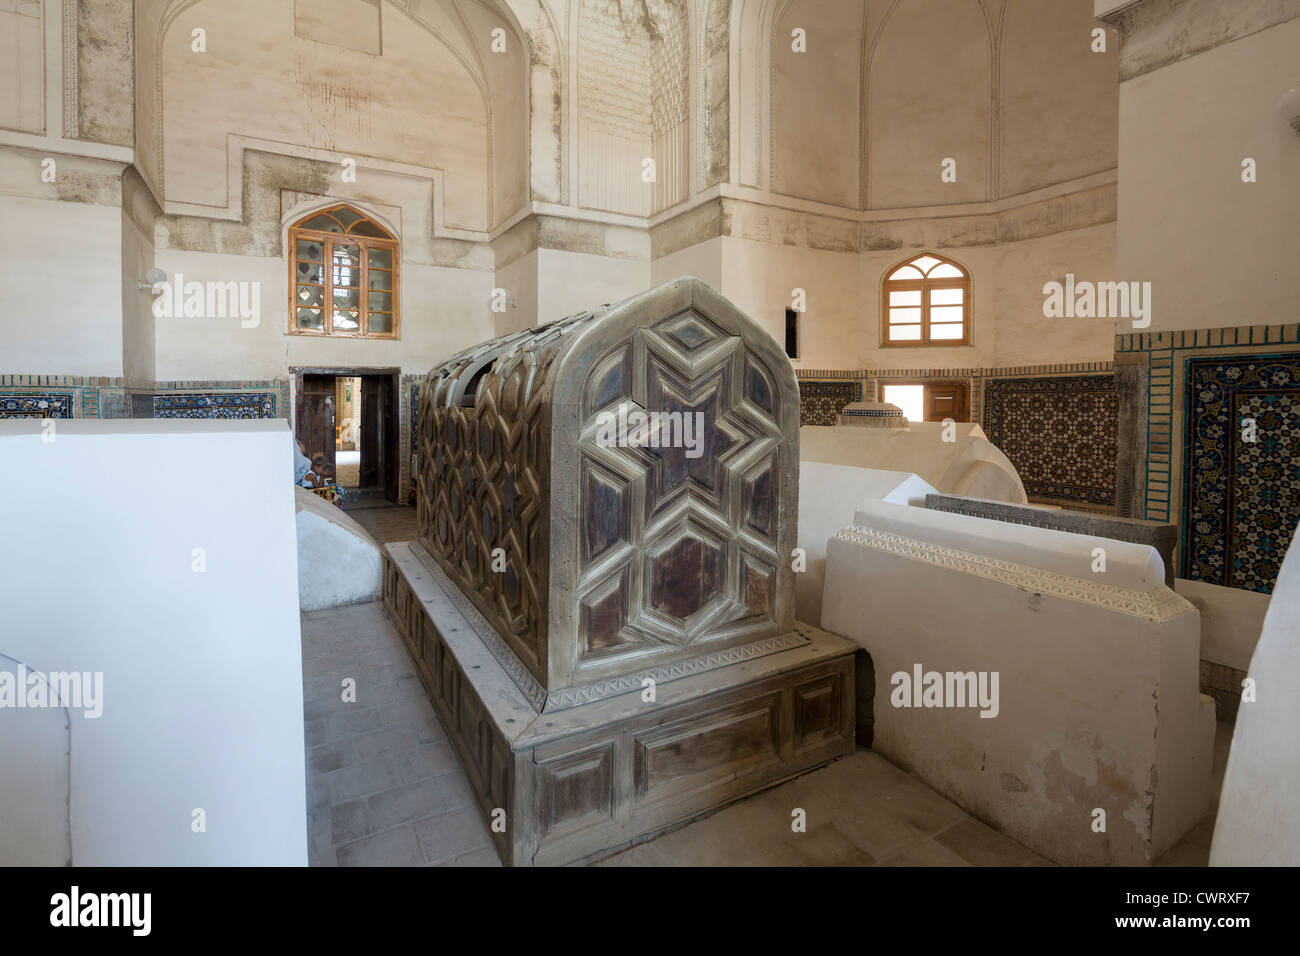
[291,366,401,502]
[879,379,972,423]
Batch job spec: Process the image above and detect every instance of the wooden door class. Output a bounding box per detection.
[299,375,336,468]
[926,382,969,423]
[360,376,381,488]
[381,375,398,503]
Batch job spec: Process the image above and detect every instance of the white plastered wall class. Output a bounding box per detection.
[1115,16,1300,333]
[0,419,307,865]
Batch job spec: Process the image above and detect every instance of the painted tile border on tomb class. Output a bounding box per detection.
[151,379,290,419]
[0,375,125,419]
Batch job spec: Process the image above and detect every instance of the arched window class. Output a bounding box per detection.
[289,205,399,338]
[881,253,970,347]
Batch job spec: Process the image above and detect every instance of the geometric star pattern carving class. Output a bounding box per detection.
[417,310,598,685]
[575,309,785,664]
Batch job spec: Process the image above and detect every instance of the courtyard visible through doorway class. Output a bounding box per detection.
[293,366,400,506]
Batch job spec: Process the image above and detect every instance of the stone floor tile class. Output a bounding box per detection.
[304,716,329,749]
[392,741,463,784]
[875,837,973,867]
[322,706,383,743]
[330,799,370,846]
[364,777,446,831]
[592,840,673,866]
[1155,841,1211,867]
[350,726,422,762]
[307,774,330,811]
[933,817,1041,866]
[769,824,877,867]
[378,696,437,731]
[336,825,423,867]
[325,756,398,804]
[304,694,350,721]
[816,799,927,861]
[801,752,915,809]
[447,846,503,867]
[432,769,477,810]
[1184,817,1216,849]
[303,676,341,702]
[306,739,356,775]
[307,806,333,865]
[414,806,492,863]
[873,777,968,837]
[370,661,418,683]
[626,812,774,867]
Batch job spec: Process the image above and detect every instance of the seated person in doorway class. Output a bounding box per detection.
[301,454,333,489]
[293,439,312,485]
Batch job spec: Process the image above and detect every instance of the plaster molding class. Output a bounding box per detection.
[649,173,1117,258]
[1101,0,1300,81]
[831,524,1193,623]
[60,0,77,138]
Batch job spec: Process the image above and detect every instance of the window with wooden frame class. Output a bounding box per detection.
[882,253,971,347]
[289,205,399,339]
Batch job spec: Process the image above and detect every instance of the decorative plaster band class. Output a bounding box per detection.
[650,178,1117,260]
[1102,0,1300,81]
[831,524,1192,623]
[61,0,78,139]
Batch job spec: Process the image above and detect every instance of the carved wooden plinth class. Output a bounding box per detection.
[383,541,855,866]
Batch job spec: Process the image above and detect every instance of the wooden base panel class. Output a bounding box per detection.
[381,542,856,866]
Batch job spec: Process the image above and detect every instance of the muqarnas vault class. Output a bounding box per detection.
[381,278,855,865]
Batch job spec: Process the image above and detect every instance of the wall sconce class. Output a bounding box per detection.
[1278,83,1300,138]
[137,267,166,293]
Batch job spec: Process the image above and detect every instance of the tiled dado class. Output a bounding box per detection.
[150,380,290,419]
[1115,323,1300,529]
[0,375,125,419]
[870,362,1114,437]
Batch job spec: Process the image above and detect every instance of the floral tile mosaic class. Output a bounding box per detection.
[0,393,74,418]
[1183,355,1300,594]
[153,392,277,419]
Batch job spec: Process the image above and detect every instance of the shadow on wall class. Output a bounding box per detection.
[0,653,72,865]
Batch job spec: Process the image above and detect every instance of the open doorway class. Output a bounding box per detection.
[294,366,400,505]
[335,377,362,487]
[881,381,970,423]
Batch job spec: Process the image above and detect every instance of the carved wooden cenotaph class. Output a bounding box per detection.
[381,278,855,865]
